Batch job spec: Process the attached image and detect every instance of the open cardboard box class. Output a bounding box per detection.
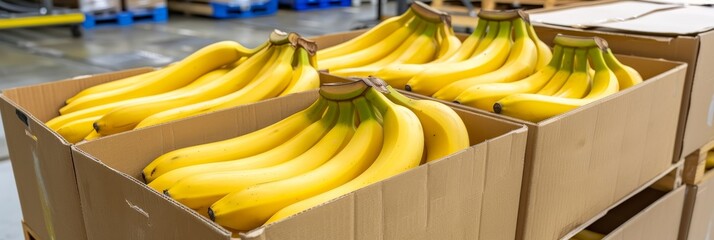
[528,0,714,163]
[679,167,714,240]
[561,163,686,240]
[0,67,154,240]
[70,88,528,239]
[311,30,687,240]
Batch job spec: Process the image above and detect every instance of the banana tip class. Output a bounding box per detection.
[92,122,100,132]
[453,100,460,104]
[493,103,502,113]
[404,85,412,92]
[141,172,147,183]
[208,207,216,221]
[163,189,170,197]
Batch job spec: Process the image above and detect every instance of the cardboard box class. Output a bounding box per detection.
[123,0,166,11]
[311,30,687,240]
[529,0,714,163]
[71,90,528,239]
[679,169,714,240]
[0,68,153,240]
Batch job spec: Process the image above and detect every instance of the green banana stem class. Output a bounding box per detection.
[319,80,370,101]
[269,30,291,45]
[353,97,376,123]
[587,47,609,71]
[364,88,392,115]
[547,45,565,69]
[469,18,489,40]
[496,20,513,41]
[602,48,625,71]
[512,18,528,40]
[553,34,606,49]
[478,9,521,21]
[560,47,575,71]
[573,48,588,72]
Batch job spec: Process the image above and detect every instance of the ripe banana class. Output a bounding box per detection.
[494,47,619,122]
[434,21,462,60]
[706,150,714,170]
[46,68,231,131]
[147,101,339,192]
[455,45,564,111]
[64,70,160,104]
[260,88,424,227]
[279,46,319,96]
[59,41,246,114]
[83,130,101,141]
[93,37,284,136]
[433,17,538,101]
[142,97,328,182]
[405,20,512,96]
[55,116,102,143]
[527,21,552,70]
[369,77,469,161]
[135,43,298,130]
[603,48,642,90]
[537,47,574,96]
[209,96,387,230]
[316,9,415,60]
[553,48,591,98]
[165,101,356,211]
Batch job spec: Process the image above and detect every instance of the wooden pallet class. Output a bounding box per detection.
[22,221,39,240]
[168,0,277,18]
[683,139,714,185]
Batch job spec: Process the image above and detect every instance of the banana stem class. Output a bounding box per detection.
[364,88,391,115]
[547,45,565,68]
[319,80,370,101]
[560,47,575,71]
[353,97,376,123]
[573,48,588,72]
[587,48,609,71]
[553,34,608,50]
[478,9,521,21]
[512,18,527,40]
[411,1,447,24]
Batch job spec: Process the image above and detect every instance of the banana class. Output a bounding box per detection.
[706,150,714,170]
[316,9,415,60]
[573,229,605,240]
[537,47,574,96]
[83,129,101,141]
[135,43,297,130]
[603,48,642,90]
[331,21,439,78]
[209,96,386,230]
[318,17,419,71]
[372,79,469,162]
[64,70,160,104]
[279,45,320,96]
[434,21,462,60]
[142,97,328,182]
[553,48,591,98]
[92,36,285,136]
[493,47,619,122]
[59,41,246,114]
[373,19,492,89]
[455,45,564,111]
[433,18,538,101]
[46,68,231,130]
[259,88,424,228]
[147,101,339,192]
[55,116,102,143]
[526,20,552,70]
[404,20,512,96]
[165,101,356,211]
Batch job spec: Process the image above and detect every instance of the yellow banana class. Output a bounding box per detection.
[147,101,339,192]
[375,80,469,162]
[59,41,246,114]
[165,101,356,211]
[55,116,102,143]
[433,18,538,101]
[135,44,297,130]
[455,45,564,111]
[65,70,160,104]
[537,47,575,96]
[527,20,553,70]
[434,21,462,59]
[46,68,231,130]
[279,47,320,96]
[494,47,619,122]
[210,96,386,230]
[260,88,424,228]
[706,150,714,170]
[573,229,605,240]
[316,9,415,59]
[554,48,591,98]
[318,17,419,71]
[93,37,284,136]
[603,48,642,90]
[83,130,101,141]
[404,20,512,96]
[142,97,328,182]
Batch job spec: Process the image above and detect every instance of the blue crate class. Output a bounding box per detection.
[279,0,349,11]
[83,7,168,28]
[209,0,277,19]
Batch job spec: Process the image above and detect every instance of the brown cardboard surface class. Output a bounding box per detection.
[72,90,528,240]
[0,68,153,240]
[530,0,714,165]
[680,169,714,240]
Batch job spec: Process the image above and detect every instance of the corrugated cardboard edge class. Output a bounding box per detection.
[604,186,686,240]
[678,169,714,240]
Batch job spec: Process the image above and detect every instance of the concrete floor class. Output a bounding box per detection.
[0,4,396,239]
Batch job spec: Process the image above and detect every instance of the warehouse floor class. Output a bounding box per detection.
[0,3,429,238]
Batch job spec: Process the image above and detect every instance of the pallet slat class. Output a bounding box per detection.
[683,139,714,185]
[279,0,349,11]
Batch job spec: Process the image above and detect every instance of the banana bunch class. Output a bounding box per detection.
[571,229,605,240]
[46,30,320,143]
[141,78,470,232]
[373,10,552,96]
[485,35,642,122]
[317,1,456,82]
